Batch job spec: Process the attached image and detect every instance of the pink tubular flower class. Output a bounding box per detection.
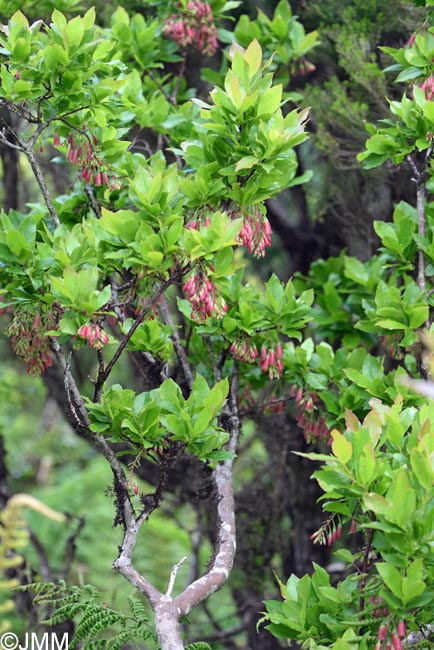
[236,207,273,257]
[397,621,405,638]
[259,343,283,380]
[162,1,218,56]
[420,76,434,100]
[183,266,227,321]
[6,307,55,376]
[63,131,117,188]
[293,388,331,444]
[230,337,258,363]
[78,323,109,349]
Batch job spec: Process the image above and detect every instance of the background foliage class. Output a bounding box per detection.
[0,0,433,649]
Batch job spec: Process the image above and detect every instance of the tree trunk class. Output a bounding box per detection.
[154,600,185,650]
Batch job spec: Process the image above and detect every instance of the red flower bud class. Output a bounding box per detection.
[397,621,405,638]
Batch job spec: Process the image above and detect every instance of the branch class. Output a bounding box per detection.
[407,154,427,294]
[358,528,373,617]
[0,98,37,123]
[171,54,187,104]
[416,181,426,293]
[174,370,240,617]
[166,557,187,597]
[49,339,135,528]
[97,276,177,388]
[113,538,163,608]
[160,296,194,390]
[25,146,60,227]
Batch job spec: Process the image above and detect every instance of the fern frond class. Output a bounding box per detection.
[71,608,121,647]
[41,602,84,626]
[29,581,157,649]
[185,643,212,650]
[127,595,149,622]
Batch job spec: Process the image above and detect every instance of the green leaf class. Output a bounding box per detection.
[344,256,368,285]
[376,563,403,599]
[202,378,229,412]
[330,430,352,464]
[244,39,262,78]
[363,493,392,518]
[257,85,282,117]
[235,155,259,171]
[402,559,426,604]
[44,44,69,67]
[410,445,433,489]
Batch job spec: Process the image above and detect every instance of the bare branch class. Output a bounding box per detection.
[25,146,60,227]
[166,557,188,597]
[98,275,177,387]
[407,154,428,296]
[174,370,240,617]
[160,296,194,390]
[49,339,135,528]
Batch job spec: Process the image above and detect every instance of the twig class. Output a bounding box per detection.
[28,530,52,582]
[85,184,101,219]
[407,154,427,294]
[166,557,188,597]
[148,70,176,106]
[25,146,60,227]
[172,53,187,103]
[98,276,176,387]
[358,528,373,616]
[61,516,85,579]
[93,348,106,403]
[0,98,37,123]
[160,296,194,390]
[49,339,135,528]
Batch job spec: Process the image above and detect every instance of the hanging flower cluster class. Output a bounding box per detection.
[310,515,342,546]
[183,265,227,321]
[186,216,211,231]
[53,132,121,189]
[6,307,55,375]
[236,207,272,257]
[162,1,218,56]
[370,596,389,620]
[375,621,406,650]
[259,343,283,380]
[229,337,258,363]
[295,57,316,76]
[78,323,109,349]
[419,75,434,100]
[291,385,330,444]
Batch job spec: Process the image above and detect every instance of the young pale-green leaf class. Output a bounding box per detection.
[330,429,352,464]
